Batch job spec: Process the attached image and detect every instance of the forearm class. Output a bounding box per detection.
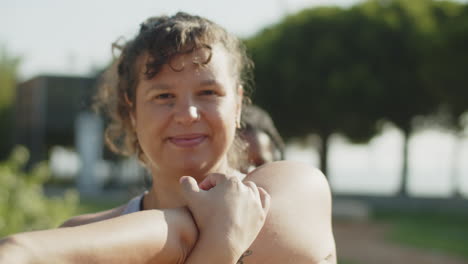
[0,208,197,264]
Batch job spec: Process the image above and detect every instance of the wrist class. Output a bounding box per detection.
[157,207,198,263]
[184,230,242,264]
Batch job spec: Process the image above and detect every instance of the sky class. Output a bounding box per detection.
[1,0,361,80]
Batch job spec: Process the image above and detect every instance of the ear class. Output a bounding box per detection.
[130,111,136,128]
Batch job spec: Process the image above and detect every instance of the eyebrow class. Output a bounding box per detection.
[144,79,221,95]
[199,79,220,87]
[144,84,171,95]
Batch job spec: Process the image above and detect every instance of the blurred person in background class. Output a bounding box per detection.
[240,104,285,173]
[0,12,335,264]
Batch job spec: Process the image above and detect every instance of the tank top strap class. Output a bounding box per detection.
[122,192,146,215]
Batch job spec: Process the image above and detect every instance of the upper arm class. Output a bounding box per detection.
[245,160,336,263]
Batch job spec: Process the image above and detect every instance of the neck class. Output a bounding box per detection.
[143,158,234,210]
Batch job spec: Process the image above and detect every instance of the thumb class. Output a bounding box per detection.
[179,176,200,201]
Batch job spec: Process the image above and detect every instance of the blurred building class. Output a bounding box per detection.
[15,75,97,166]
[14,74,145,194]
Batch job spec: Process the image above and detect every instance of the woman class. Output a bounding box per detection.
[239,104,285,172]
[0,12,336,264]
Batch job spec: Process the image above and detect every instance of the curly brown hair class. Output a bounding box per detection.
[95,12,253,168]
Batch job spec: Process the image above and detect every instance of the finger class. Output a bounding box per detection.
[180,176,201,199]
[244,180,260,199]
[258,187,271,213]
[198,173,230,190]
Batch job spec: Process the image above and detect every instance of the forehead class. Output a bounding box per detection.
[136,44,236,82]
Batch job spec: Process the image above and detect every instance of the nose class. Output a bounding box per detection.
[174,101,200,126]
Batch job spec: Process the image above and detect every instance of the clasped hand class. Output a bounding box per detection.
[180,173,270,259]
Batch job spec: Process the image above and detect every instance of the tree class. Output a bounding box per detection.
[248,0,456,196]
[423,2,468,131]
[358,0,441,196]
[247,7,385,176]
[421,1,468,196]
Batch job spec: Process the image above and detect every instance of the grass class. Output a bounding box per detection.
[339,260,360,264]
[373,209,468,260]
[77,197,128,215]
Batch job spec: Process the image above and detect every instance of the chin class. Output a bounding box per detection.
[174,159,211,175]
[186,157,227,178]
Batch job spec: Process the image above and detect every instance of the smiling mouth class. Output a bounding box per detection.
[168,134,207,148]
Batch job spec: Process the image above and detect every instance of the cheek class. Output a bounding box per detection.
[205,94,237,124]
[218,104,238,132]
[134,104,165,142]
[207,104,237,149]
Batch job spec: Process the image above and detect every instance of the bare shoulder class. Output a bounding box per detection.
[60,204,127,227]
[245,161,332,210]
[246,160,330,194]
[245,161,336,264]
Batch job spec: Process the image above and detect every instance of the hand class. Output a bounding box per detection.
[180,173,270,260]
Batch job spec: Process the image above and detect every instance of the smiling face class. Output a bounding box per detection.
[133,45,242,179]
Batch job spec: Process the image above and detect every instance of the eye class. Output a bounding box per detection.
[199,90,217,96]
[154,93,175,100]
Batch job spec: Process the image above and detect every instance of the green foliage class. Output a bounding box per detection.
[0,146,79,237]
[356,0,441,134]
[0,45,20,160]
[421,2,468,131]
[0,46,19,110]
